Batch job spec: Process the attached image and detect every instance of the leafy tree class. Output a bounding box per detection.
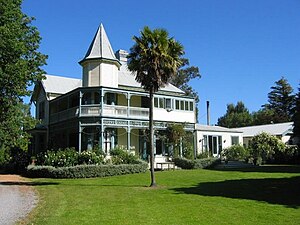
[0,0,47,153]
[166,123,185,157]
[217,101,253,128]
[127,26,183,187]
[293,85,300,146]
[172,58,200,101]
[263,77,295,122]
[252,108,277,125]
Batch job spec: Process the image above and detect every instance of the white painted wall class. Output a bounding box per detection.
[196,130,243,155]
[99,63,118,88]
[281,135,292,144]
[153,108,195,123]
[82,60,118,88]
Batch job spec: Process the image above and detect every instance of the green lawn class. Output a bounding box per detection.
[26,165,300,225]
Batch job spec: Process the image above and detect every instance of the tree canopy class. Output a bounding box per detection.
[171,58,201,102]
[217,101,253,128]
[127,26,183,187]
[0,0,47,151]
[217,77,297,127]
[263,77,295,123]
[128,26,183,92]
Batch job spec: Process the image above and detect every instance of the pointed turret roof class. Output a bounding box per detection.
[79,24,120,66]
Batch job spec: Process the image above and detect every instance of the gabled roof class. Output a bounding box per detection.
[42,74,82,94]
[234,122,294,137]
[195,124,242,133]
[80,24,120,65]
[38,73,185,97]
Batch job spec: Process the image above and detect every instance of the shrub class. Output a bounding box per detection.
[9,147,31,172]
[183,145,194,160]
[196,152,210,159]
[273,145,300,164]
[173,157,194,169]
[174,157,220,169]
[110,147,140,164]
[249,132,285,165]
[222,145,248,161]
[36,148,106,167]
[26,161,148,179]
[78,151,104,165]
[36,148,79,167]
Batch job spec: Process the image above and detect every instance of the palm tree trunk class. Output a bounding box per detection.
[149,88,157,187]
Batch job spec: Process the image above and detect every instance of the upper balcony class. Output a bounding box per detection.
[80,104,149,119]
[48,88,195,125]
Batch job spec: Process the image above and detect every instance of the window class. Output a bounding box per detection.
[189,102,194,111]
[165,98,172,109]
[218,136,222,152]
[174,99,194,111]
[154,98,158,108]
[38,101,45,120]
[203,135,208,151]
[159,98,164,108]
[175,100,180,110]
[231,136,239,145]
[185,101,189,110]
[180,100,184,110]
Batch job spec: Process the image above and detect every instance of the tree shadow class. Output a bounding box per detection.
[0,181,59,186]
[55,182,149,188]
[211,164,300,173]
[172,176,300,208]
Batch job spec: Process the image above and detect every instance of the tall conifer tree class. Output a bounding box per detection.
[263,77,295,122]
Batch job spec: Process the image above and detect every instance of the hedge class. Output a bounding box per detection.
[174,157,220,169]
[26,161,148,179]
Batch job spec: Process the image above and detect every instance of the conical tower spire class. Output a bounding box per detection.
[79,24,120,65]
[80,24,120,88]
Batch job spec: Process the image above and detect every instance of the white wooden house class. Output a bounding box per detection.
[30,24,196,161]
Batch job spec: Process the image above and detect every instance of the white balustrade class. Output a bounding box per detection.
[52,104,149,120]
[81,105,101,116]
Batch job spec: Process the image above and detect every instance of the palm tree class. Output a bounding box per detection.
[127,26,183,187]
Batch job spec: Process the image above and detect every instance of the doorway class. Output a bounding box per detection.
[205,135,222,157]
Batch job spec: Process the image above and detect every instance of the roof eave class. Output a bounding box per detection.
[79,57,121,68]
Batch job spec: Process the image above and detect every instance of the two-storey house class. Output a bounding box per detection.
[30,24,196,161]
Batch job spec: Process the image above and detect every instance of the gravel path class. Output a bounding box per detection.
[0,175,37,225]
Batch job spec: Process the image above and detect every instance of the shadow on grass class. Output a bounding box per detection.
[212,164,300,173]
[172,176,300,208]
[55,183,149,188]
[0,181,59,186]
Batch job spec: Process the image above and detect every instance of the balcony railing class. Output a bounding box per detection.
[81,105,101,116]
[49,104,195,124]
[80,104,149,119]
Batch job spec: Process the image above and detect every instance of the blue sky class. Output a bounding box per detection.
[22,0,300,124]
